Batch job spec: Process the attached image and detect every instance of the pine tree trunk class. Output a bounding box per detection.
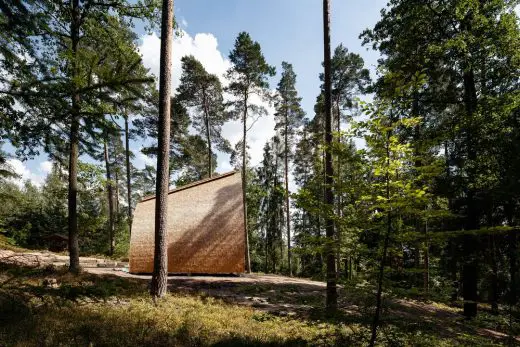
[150,0,173,299]
[335,100,341,278]
[104,138,115,256]
[264,224,268,273]
[509,230,517,306]
[275,149,283,270]
[349,255,353,280]
[414,246,421,284]
[424,238,430,294]
[462,66,479,319]
[322,0,337,316]
[315,213,323,274]
[68,114,80,273]
[369,134,392,347]
[445,141,459,302]
[124,114,133,235]
[490,235,499,314]
[370,213,392,347]
[115,170,120,222]
[203,90,212,178]
[457,11,480,318]
[67,0,81,274]
[284,108,292,276]
[242,93,251,273]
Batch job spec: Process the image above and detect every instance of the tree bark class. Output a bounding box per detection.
[349,255,353,280]
[369,131,392,347]
[490,235,499,314]
[323,0,337,316]
[67,0,81,274]
[150,0,173,299]
[445,141,459,302]
[242,92,251,273]
[284,105,292,276]
[104,137,115,256]
[124,114,133,235]
[462,66,479,319]
[424,221,430,294]
[335,100,341,278]
[264,224,268,273]
[274,145,283,270]
[202,89,212,178]
[370,213,392,347]
[509,230,517,306]
[458,9,480,318]
[115,169,120,222]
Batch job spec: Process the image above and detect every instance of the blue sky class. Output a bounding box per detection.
[174,0,385,113]
[6,0,388,186]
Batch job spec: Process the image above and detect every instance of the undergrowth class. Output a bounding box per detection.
[0,264,510,346]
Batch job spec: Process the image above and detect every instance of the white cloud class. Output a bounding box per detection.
[139,30,232,91]
[7,159,47,187]
[138,30,276,173]
[134,151,157,170]
[39,160,53,174]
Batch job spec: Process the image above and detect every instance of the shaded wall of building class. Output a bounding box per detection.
[129,172,245,274]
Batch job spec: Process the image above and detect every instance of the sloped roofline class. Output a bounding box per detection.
[139,171,239,203]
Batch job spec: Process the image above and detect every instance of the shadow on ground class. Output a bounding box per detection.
[1,263,518,346]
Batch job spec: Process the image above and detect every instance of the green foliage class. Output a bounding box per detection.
[226,31,276,168]
[133,96,213,185]
[3,1,158,160]
[0,160,131,256]
[250,139,287,273]
[275,61,305,148]
[177,55,231,178]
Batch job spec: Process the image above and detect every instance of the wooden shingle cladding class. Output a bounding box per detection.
[129,171,245,274]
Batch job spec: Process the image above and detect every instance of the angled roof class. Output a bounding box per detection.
[140,171,239,203]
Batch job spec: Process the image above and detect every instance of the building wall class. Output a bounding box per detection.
[129,172,245,274]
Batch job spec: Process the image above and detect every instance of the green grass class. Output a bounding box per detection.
[0,264,511,346]
[0,234,27,252]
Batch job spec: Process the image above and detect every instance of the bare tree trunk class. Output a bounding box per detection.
[445,141,459,302]
[104,138,115,256]
[462,66,479,319]
[275,147,283,270]
[150,0,173,299]
[68,114,80,272]
[284,108,292,276]
[202,90,212,178]
[124,114,133,234]
[67,0,81,273]
[510,232,517,304]
[335,100,342,278]
[349,255,353,280]
[370,212,392,347]
[242,93,251,273]
[115,169,120,222]
[489,234,498,314]
[369,135,392,347]
[323,0,337,316]
[264,224,268,273]
[424,220,430,295]
[459,12,479,318]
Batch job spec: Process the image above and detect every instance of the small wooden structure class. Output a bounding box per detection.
[44,234,68,252]
[129,171,245,274]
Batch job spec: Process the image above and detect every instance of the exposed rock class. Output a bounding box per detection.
[42,278,59,288]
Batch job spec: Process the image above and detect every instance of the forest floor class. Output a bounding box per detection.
[1,248,519,346]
